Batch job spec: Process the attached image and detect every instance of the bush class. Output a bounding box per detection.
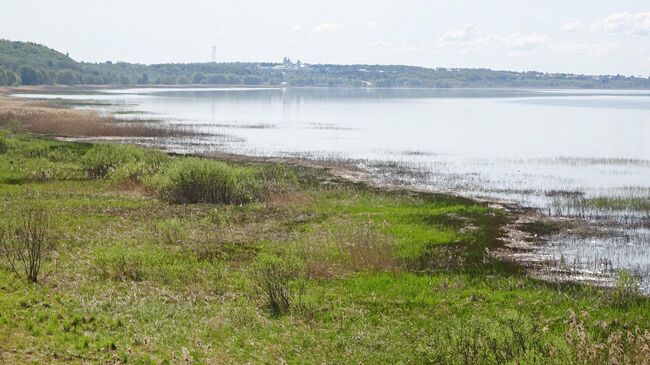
[153,158,270,204]
[82,143,143,178]
[0,207,57,283]
[249,253,304,315]
[82,143,166,180]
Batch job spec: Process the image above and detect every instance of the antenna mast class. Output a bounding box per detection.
[211,46,216,63]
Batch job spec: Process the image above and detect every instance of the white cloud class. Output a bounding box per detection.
[368,22,378,28]
[311,22,343,34]
[591,12,650,36]
[438,23,482,44]
[291,25,301,32]
[363,40,429,53]
[564,12,650,36]
[435,24,615,57]
[551,41,616,56]
[365,40,390,48]
[501,33,549,51]
[560,22,585,32]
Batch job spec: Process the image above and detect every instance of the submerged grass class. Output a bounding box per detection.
[0,130,649,364]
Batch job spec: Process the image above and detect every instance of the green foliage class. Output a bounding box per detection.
[0,67,7,85]
[56,69,78,85]
[93,244,218,285]
[152,219,185,245]
[151,158,294,204]
[611,269,642,308]
[0,40,77,72]
[17,65,40,85]
[191,72,206,84]
[81,143,166,180]
[6,69,21,85]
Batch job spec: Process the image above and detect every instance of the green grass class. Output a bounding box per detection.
[0,131,649,364]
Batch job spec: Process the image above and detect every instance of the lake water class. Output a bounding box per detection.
[14,87,650,290]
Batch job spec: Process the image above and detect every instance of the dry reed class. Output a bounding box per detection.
[0,96,199,138]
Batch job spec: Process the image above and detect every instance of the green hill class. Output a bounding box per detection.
[1,39,649,88]
[0,40,78,72]
[0,39,81,85]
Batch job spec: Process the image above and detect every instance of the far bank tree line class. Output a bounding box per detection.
[0,63,274,86]
[2,39,650,89]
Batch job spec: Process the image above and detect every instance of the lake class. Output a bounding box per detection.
[14,87,650,290]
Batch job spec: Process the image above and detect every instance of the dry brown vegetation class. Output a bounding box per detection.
[300,219,400,279]
[0,96,199,138]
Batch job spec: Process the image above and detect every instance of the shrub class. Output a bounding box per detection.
[249,253,304,315]
[82,143,166,180]
[153,158,269,204]
[0,207,57,283]
[82,143,143,178]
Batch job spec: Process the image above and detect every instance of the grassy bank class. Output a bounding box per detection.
[0,130,649,364]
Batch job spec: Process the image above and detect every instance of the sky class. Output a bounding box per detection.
[2,0,650,76]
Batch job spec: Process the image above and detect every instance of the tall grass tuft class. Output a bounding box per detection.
[81,143,167,180]
[249,253,304,315]
[610,269,642,309]
[152,158,295,205]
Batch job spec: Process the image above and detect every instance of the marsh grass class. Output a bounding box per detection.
[151,158,296,204]
[1,132,649,364]
[81,143,167,180]
[249,253,305,315]
[611,270,643,309]
[300,220,400,279]
[0,96,200,138]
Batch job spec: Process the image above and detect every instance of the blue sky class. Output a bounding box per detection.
[2,0,650,75]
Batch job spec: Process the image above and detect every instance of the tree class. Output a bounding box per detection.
[243,75,263,85]
[17,65,40,85]
[205,74,229,84]
[6,71,21,86]
[191,72,206,84]
[38,69,53,85]
[118,74,132,85]
[137,73,149,84]
[0,68,7,86]
[56,70,77,85]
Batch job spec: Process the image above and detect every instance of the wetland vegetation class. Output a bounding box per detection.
[1,111,649,363]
